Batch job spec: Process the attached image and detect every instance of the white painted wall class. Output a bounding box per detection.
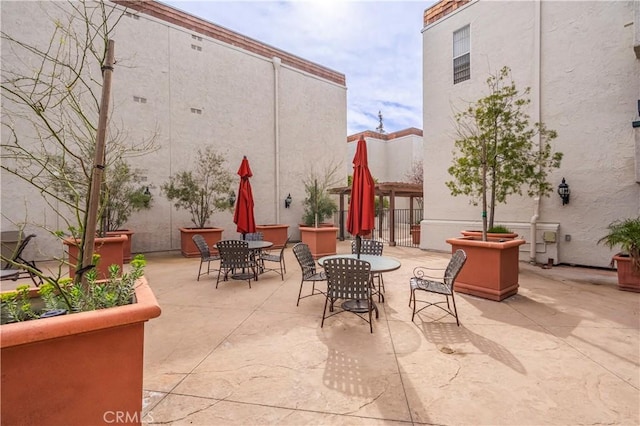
[1,1,347,259]
[422,0,640,267]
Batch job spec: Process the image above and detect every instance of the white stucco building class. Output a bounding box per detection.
[1,0,347,259]
[346,128,423,185]
[421,0,640,267]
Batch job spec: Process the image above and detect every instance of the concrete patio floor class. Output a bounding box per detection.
[139,241,639,425]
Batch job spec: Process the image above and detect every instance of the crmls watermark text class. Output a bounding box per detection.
[103,411,152,423]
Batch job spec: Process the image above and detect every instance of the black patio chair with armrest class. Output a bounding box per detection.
[351,238,385,302]
[322,257,376,333]
[409,249,467,326]
[261,236,290,280]
[292,242,326,306]
[1,234,43,286]
[216,239,257,288]
[192,234,220,281]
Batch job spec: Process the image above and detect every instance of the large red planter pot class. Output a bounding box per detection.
[613,254,640,292]
[179,227,223,257]
[256,224,290,249]
[1,277,161,426]
[106,229,135,262]
[410,224,421,245]
[63,234,127,280]
[446,236,526,301]
[300,226,339,259]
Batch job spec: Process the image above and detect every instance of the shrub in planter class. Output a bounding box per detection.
[598,217,640,292]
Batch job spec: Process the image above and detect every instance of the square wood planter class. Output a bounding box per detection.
[106,229,135,262]
[446,236,526,301]
[1,277,161,426]
[179,227,223,257]
[613,254,640,292]
[256,224,290,249]
[300,226,339,259]
[63,234,127,280]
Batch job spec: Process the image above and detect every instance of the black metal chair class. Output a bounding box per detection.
[322,257,376,333]
[1,234,42,286]
[292,242,326,306]
[409,249,467,326]
[351,238,385,302]
[216,240,257,288]
[244,232,263,241]
[192,234,220,281]
[261,236,290,280]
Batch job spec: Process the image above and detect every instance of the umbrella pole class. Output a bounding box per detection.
[356,235,361,259]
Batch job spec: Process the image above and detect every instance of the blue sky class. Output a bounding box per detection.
[162,1,435,135]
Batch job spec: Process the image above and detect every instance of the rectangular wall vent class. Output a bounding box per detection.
[192,34,203,41]
[133,96,147,104]
[190,108,202,115]
[191,44,202,51]
[124,12,139,20]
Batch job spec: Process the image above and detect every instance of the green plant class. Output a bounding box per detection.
[598,217,640,272]
[446,66,562,241]
[161,146,233,229]
[1,255,146,324]
[488,225,512,234]
[102,160,153,232]
[303,164,340,227]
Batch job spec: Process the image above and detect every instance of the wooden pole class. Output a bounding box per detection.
[82,40,115,278]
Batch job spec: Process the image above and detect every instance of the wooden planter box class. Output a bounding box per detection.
[300,226,339,259]
[410,224,421,245]
[63,234,127,280]
[106,229,135,262]
[256,224,290,249]
[446,236,526,301]
[613,254,640,292]
[1,277,161,426]
[179,227,223,257]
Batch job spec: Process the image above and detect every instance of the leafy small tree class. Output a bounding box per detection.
[598,217,640,272]
[446,66,562,241]
[161,146,233,228]
[303,163,340,227]
[102,160,153,232]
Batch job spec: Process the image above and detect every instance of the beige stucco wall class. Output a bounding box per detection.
[1,1,347,259]
[422,0,639,267]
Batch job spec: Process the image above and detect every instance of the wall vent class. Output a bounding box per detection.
[190,108,202,115]
[191,44,202,51]
[133,96,147,104]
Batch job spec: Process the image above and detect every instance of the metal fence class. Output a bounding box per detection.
[335,208,423,248]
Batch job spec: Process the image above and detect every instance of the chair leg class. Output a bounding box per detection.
[297,279,304,306]
[321,295,330,328]
[450,293,460,326]
[368,298,373,333]
[197,260,203,281]
[411,289,417,321]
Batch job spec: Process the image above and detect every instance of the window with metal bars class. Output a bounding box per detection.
[453,25,470,84]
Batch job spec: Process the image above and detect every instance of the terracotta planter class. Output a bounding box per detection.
[446,236,526,301]
[613,254,640,292]
[63,234,127,280]
[106,229,135,262]
[461,230,519,240]
[256,224,290,249]
[179,227,223,257]
[410,224,421,245]
[299,226,339,259]
[1,277,161,426]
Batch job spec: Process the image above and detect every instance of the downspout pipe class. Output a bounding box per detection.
[530,0,542,264]
[273,57,281,223]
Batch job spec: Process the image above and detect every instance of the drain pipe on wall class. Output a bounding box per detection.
[530,0,542,264]
[273,56,281,223]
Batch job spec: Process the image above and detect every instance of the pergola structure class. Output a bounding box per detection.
[328,182,423,246]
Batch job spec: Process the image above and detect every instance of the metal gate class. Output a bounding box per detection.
[335,208,423,247]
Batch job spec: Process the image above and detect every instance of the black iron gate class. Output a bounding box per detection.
[335,208,423,247]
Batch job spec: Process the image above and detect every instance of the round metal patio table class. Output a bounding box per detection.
[317,254,401,312]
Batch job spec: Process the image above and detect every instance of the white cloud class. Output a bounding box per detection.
[162,0,434,134]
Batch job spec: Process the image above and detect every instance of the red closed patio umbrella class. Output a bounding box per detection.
[347,135,375,257]
[233,156,256,238]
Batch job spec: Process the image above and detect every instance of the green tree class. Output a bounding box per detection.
[446,66,562,240]
[161,146,233,228]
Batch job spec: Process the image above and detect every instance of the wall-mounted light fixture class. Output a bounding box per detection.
[557,178,570,205]
[285,193,292,208]
[228,192,236,207]
[144,186,151,196]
